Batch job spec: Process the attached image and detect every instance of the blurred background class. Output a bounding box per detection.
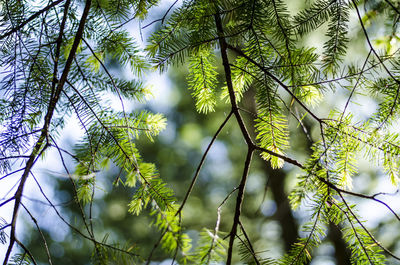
[1,0,400,264]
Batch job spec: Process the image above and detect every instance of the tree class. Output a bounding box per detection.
[1,0,400,264]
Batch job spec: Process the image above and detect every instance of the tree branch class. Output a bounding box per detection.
[0,0,65,41]
[226,147,254,264]
[2,0,92,263]
[176,110,233,216]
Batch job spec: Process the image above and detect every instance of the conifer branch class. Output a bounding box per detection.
[226,148,254,265]
[271,0,295,87]
[239,221,261,265]
[2,0,400,263]
[338,193,400,261]
[214,13,254,146]
[0,197,15,208]
[50,136,94,238]
[204,187,238,263]
[291,0,336,31]
[49,0,71,101]
[15,238,38,265]
[352,0,400,129]
[289,203,324,265]
[253,146,304,168]
[318,177,400,222]
[0,224,11,232]
[383,0,400,15]
[2,0,92,262]
[0,0,65,41]
[0,168,25,182]
[226,44,322,123]
[336,199,374,263]
[142,0,179,29]
[3,143,49,264]
[214,8,257,263]
[0,155,30,161]
[30,172,141,259]
[287,51,400,88]
[65,80,171,208]
[145,228,168,265]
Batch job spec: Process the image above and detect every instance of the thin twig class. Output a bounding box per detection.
[239,221,261,265]
[30,172,140,258]
[15,238,38,265]
[203,187,238,263]
[318,177,400,222]
[0,0,65,41]
[176,110,233,215]
[352,0,400,129]
[226,44,322,124]
[142,0,179,29]
[338,193,400,261]
[21,203,53,265]
[3,0,92,262]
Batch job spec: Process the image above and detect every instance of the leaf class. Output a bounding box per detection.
[187,48,218,114]
[77,180,93,205]
[85,51,104,73]
[63,38,82,59]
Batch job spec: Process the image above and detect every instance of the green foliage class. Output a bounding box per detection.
[322,0,350,74]
[283,191,386,265]
[187,48,219,113]
[293,0,334,36]
[237,235,275,265]
[0,0,175,262]
[0,218,7,245]
[150,204,192,263]
[2,0,400,264]
[7,254,32,265]
[255,82,290,169]
[222,56,254,104]
[90,235,140,265]
[188,229,228,264]
[77,178,95,205]
[328,200,386,265]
